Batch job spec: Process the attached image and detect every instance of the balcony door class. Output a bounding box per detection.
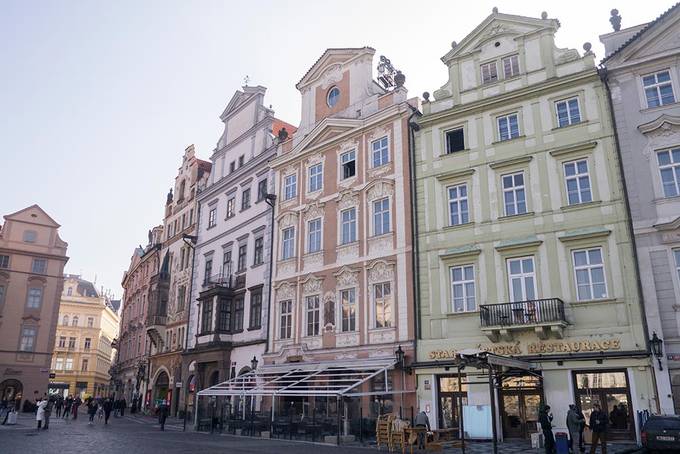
[507,257,538,324]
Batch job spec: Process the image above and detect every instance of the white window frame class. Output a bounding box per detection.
[507,257,537,302]
[447,184,469,226]
[65,358,73,370]
[450,265,476,313]
[281,227,295,260]
[19,326,37,352]
[481,61,498,84]
[308,163,323,193]
[502,55,520,79]
[340,150,357,180]
[642,69,676,108]
[502,171,527,216]
[563,159,592,205]
[674,249,680,284]
[371,136,389,168]
[339,288,357,332]
[572,247,608,301]
[497,113,520,141]
[26,287,43,309]
[340,207,357,245]
[279,300,293,339]
[657,147,680,198]
[555,97,581,127]
[307,218,322,254]
[284,174,297,200]
[55,357,64,370]
[305,295,320,337]
[208,208,217,228]
[32,258,47,274]
[373,282,392,328]
[372,198,390,236]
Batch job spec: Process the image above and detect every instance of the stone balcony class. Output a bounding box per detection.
[479,298,568,342]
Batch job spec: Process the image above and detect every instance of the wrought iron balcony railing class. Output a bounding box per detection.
[203,273,234,289]
[146,315,167,327]
[479,298,566,328]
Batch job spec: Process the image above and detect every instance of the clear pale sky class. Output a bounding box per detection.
[1,0,672,297]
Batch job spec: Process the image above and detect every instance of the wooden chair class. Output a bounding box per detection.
[389,418,410,454]
[376,414,393,450]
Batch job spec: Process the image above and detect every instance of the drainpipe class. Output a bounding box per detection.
[407,106,422,356]
[264,192,277,353]
[599,67,657,411]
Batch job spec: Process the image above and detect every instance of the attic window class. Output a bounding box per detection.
[327,87,340,108]
[446,128,465,154]
[23,230,37,243]
[481,61,498,84]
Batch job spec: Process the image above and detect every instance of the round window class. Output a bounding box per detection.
[327,87,340,108]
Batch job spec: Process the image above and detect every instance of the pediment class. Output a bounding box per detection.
[442,13,558,63]
[4,204,60,228]
[638,114,680,135]
[219,86,265,121]
[297,47,375,89]
[293,118,360,154]
[654,216,680,244]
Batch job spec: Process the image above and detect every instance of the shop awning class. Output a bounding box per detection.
[198,357,402,398]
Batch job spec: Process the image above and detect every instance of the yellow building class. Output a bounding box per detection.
[49,275,120,398]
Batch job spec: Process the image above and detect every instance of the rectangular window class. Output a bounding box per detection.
[573,248,608,301]
[238,155,245,167]
[237,244,247,272]
[555,97,581,127]
[0,255,8,268]
[201,300,213,333]
[0,285,4,308]
[279,300,292,339]
[643,70,675,108]
[341,150,356,179]
[305,295,320,336]
[233,296,244,331]
[450,265,476,312]
[20,326,36,352]
[284,174,297,200]
[84,338,91,350]
[308,218,322,253]
[657,147,680,197]
[497,113,520,141]
[217,297,232,331]
[282,227,295,260]
[222,251,232,277]
[81,358,88,372]
[68,337,76,348]
[204,259,213,283]
[177,285,186,311]
[26,287,43,309]
[373,198,390,236]
[448,184,469,226]
[257,179,268,201]
[507,257,537,302]
[481,61,498,84]
[58,336,66,348]
[229,161,236,173]
[308,163,323,192]
[372,136,389,167]
[502,55,520,78]
[445,128,465,154]
[502,172,527,216]
[32,258,47,274]
[374,282,392,328]
[340,288,356,332]
[226,197,235,218]
[675,250,680,283]
[208,208,217,228]
[253,237,264,265]
[249,289,262,329]
[65,358,73,370]
[241,189,251,210]
[341,207,357,244]
[87,317,94,328]
[55,358,64,370]
[564,159,592,205]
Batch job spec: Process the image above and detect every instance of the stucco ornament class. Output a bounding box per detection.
[303,202,325,221]
[337,190,359,210]
[278,212,298,229]
[302,276,323,295]
[639,116,680,161]
[368,260,395,284]
[366,180,394,201]
[335,266,359,288]
[276,282,296,301]
[305,152,325,168]
[338,138,359,155]
[320,64,343,90]
[368,126,389,143]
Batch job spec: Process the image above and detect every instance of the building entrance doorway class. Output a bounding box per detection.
[0,379,23,410]
[154,371,170,407]
[499,374,542,439]
[437,375,468,431]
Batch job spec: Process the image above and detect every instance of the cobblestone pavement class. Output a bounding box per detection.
[0,411,641,454]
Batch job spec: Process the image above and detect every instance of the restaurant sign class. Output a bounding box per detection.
[428,338,622,360]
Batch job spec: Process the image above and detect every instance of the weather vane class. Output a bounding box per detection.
[243,75,250,86]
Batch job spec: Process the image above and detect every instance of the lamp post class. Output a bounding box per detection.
[250,356,258,371]
[650,332,664,370]
[395,345,405,369]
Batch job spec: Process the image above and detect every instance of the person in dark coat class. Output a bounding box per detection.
[103,397,113,424]
[567,404,585,453]
[43,394,55,429]
[589,403,608,454]
[55,395,63,418]
[120,397,126,417]
[158,400,169,431]
[86,397,98,425]
[72,395,82,420]
[539,405,555,454]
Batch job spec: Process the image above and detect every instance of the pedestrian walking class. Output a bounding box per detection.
[55,395,63,418]
[63,395,73,419]
[120,397,126,417]
[539,404,556,454]
[43,394,55,430]
[87,398,98,425]
[589,403,608,454]
[73,395,82,420]
[567,404,585,453]
[103,398,113,425]
[414,409,431,449]
[35,397,46,430]
[158,400,169,431]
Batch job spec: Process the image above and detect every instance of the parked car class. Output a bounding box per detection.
[642,415,680,452]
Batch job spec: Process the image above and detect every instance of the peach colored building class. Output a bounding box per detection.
[0,205,68,410]
[262,48,419,421]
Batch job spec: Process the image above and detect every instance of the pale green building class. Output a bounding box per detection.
[413,9,656,444]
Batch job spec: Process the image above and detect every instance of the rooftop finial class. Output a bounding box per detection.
[422,92,430,102]
[492,6,498,14]
[583,42,593,56]
[451,40,457,48]
[541,11,548,20]
[610,9,622,31]
[243,75,250,86]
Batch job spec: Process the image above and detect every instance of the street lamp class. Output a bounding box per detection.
[650,332,664,370]
[264,193,277,207]
[251,356,258,371]
[395,345,405,369]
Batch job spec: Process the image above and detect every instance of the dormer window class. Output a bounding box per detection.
[481,61,498,84]
[341,150,356,179]
[327,87,340,108]
[502,55,520,78]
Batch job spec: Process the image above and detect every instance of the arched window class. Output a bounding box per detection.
[178,180,186,201]
[62,315,69,326]
[72,316,78,327]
